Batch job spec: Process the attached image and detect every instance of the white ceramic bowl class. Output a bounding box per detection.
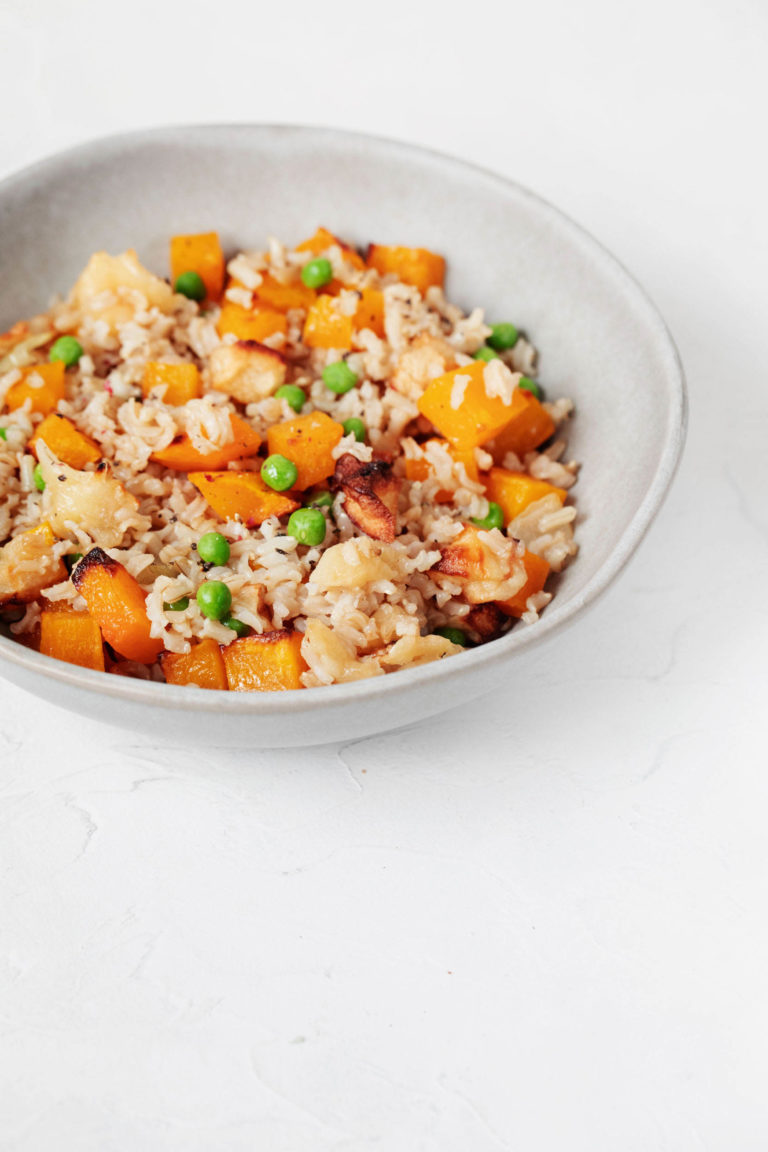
[0,125,686,746]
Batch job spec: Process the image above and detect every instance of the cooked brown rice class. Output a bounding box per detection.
[0,229,579,690]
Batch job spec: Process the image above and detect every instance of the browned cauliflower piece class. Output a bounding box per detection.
[209,340,286,403]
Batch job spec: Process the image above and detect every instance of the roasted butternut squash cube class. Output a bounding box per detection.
[4,361,66,416]
[366,244,445,294]
[222,630,306,691]
[209,341,286,404]
[404,458,430,486]
[418,361,522,451]
[353,288,385,338]
[484,467,566,524]
[39,608,105,672]
[188,470,300,527]
[490,392,556,460]
[151,413,262,472]
[72,547,164,664]
[216,303,288,342]
[295,227,365,270]
[302,296,353,350]
[266,410,344,491]
[404,439,479,503]
[161,636,228,690]
[497,551,551,617]
[170,232,225,302]
[252,273,316,312]
[142,361,201,406]
[30,413,101,470]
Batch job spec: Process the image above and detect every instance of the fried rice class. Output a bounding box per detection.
[0,228,579,690]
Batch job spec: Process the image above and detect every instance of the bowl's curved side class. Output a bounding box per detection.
[0,124,686,740]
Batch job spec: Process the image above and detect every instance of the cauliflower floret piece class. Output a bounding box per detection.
[209,341,286,404]
[0,523,67,604]
[310,537,400,592]
[37,443,148,548]
[433,524,526,604]
[301,619,383,684]
[391,332,455,402]
[379,633,463,668]
[71,250,174,327]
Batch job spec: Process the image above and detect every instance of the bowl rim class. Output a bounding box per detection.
[0,122,687,714]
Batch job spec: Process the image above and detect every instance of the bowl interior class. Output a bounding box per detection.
[0,125,685,729]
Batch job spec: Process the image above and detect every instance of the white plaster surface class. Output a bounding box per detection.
[0,0,766,1148]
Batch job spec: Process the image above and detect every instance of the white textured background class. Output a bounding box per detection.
[1,1,767,1148]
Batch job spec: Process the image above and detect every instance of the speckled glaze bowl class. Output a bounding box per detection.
[0,125,686,747]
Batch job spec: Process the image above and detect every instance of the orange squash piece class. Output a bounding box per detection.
[142,361,201,405]
[161,636,228,690]
[151,413,261,472]
[30,413,101,470]
[266,410,344,491]
[404,457,434,486]
[222,629,306,691]
[404,439,479,502]
[39,607,105,672]
[72,547,164,664]
[497,551,551,617]
[418,361,523,452]
[366,244,445,294]
[170,232,225,302]
[484,466,566,524]
[353,288,385,338]
[302,296,353,350]
[491,392,556,460]
[4,361,66,416]
[216,302,288,342]
[188,470,300,526]
[252,273,316,312]
[295,227,365,270]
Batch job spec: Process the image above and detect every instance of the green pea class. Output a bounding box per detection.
[174,270,206,301]
[434,626,469,648]
[322,360,358,394]
[275,384,306,413]
[342,417,366,442]
[473,346,499,362]
[518,376,543,401]
[487,322,519,351]
[306,489,334,509]
[287,507,327,547]
[0,428,6,441]
[196,580,232,621]
[471,501,504,531]
[163,596,190,611]
[49,335,84,368]
[261,453,298,492]
[224,617,250,638]
[32,463,45,492]
[301,258,333,289]
[197,531,231,566]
